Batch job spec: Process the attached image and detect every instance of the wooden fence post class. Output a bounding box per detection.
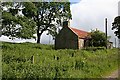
[31,55,34,64]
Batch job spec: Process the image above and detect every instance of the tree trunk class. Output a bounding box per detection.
[37,25,48,43]
[37,32,43,43]
[37,26,41,43]
[37,33,41,43]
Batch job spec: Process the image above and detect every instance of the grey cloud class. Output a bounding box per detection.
[70,0,119,47]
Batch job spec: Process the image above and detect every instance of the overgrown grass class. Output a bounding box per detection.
[1,42,118,79]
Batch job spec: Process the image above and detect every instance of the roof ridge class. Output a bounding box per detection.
[69,27,89,38]
[69,27,88,33]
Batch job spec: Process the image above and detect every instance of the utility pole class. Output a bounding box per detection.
[115,38,116,48]
[105,18,108,49]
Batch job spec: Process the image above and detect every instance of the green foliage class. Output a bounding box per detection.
[1,2,72,43]
[84,47,105,51]
[1,2,36,39]
[2,42,118,78]
[88,30,107,47]
[112,16,120,39]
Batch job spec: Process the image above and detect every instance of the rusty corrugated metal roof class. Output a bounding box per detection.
[69,27,89,38]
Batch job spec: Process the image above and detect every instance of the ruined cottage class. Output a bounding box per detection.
[55,21,90,49]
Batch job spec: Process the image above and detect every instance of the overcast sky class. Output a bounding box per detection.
[0,0,120,46]
[70,0,119,47]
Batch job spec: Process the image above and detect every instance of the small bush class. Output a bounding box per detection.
[84,47,105,51]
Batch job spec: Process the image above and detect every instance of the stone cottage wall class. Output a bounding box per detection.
[78,38,84,49]
[55,27,78,49]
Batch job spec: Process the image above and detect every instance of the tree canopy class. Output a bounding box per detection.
[1,2,36,39]
[112,16,120,39]
[1,2,72,43]
[88,29,107,47]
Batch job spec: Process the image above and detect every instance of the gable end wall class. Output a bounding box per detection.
[55,27,78,49]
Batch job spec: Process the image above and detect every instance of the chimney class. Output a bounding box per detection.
[63,20,70,27]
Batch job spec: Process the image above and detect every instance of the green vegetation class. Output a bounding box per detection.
[1,42,118,79]
[112,16,120,39]
[1,2,71,43]
[88,30,107,47]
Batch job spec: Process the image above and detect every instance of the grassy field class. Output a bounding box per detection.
[1,42,119,79]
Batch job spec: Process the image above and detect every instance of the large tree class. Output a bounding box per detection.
[1,2,36,39]
[88,29,107,47]
[1,2,71,43]
[112,16,120,39]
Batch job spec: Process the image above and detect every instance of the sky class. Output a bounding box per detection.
[70,0,119,47]
[0,0,120,46]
